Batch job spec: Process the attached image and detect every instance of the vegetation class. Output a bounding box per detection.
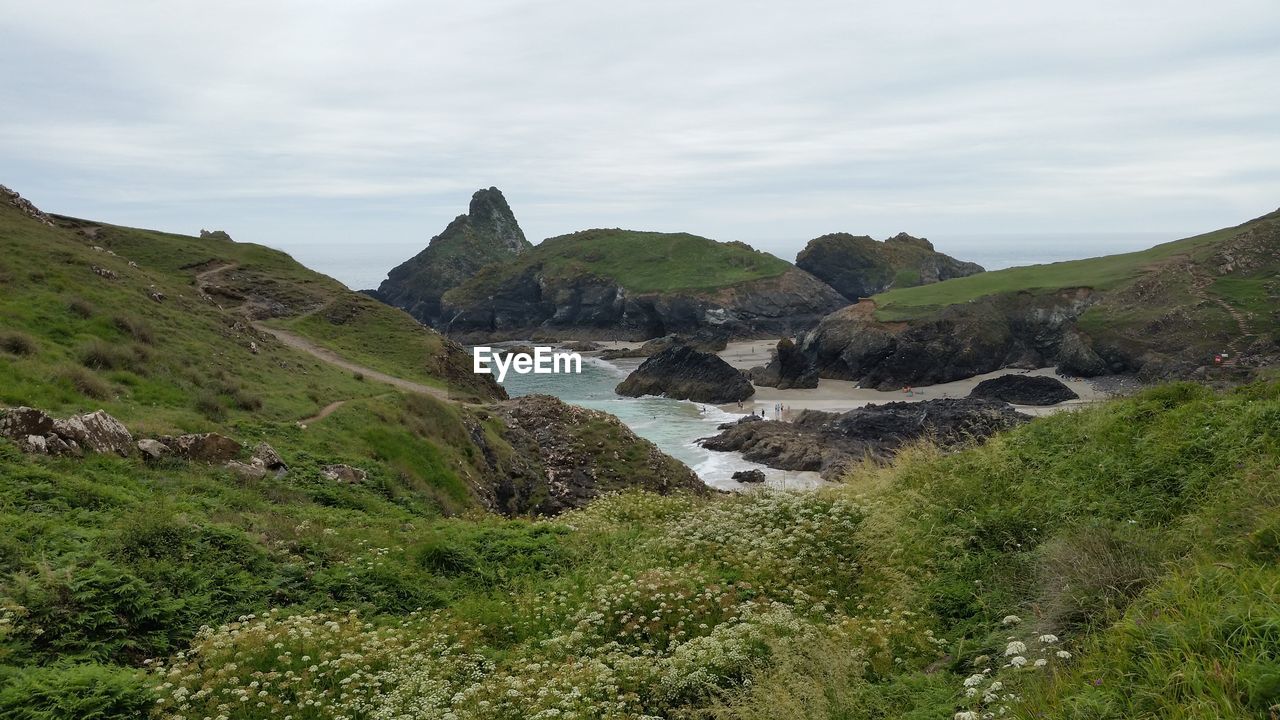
[446,229,793,300]
[2,376,1276,718]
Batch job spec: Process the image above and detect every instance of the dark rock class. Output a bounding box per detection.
[51,411,133,456]
[0,407,55,439]
[969,374,1079,405]
[717,413,764,430]
[732,469,767,484]
[321,464,367,484]
[616,345,755,404]
[747,338,819,389]
[1,185,55,226]
[173,433,241,463]
[796,232,984,301]
[375,188,531,325]
[701,398,1028,479]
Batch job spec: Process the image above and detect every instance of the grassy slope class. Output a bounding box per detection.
[870,224,1241,321]
[445,229,793,301]
[6,376,1273,718]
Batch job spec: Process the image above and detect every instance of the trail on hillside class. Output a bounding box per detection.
[1183,264,1253,356]
[193,262,455,404]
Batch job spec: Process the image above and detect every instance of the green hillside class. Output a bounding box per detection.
[871,224,1242,321]
[446,229,793,301]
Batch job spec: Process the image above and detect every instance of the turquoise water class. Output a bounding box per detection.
[496,354,819,490]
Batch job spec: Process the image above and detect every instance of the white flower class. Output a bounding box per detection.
[1009,656,1027,668]
[1004,641,1027,656]
[1034,658,1048,667]
[1037,634,1058,643]
[1001,615,1021,625]
[988,681,1003,692]
[964,674,986,687]
[955,712,979,720]
[965,687,979,697]
[1056,650,1072,659]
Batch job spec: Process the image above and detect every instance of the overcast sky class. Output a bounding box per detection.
[3,1,1278,288]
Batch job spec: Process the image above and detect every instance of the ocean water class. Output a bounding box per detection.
[497,355,821,491]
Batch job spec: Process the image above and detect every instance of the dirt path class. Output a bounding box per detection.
[298,400,348,425]
[193,262,455,404]
[1184,264,1253,355]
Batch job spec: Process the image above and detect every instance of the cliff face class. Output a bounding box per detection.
[374,187,531,324]
[795,232,984,301]
[441,266,847,341]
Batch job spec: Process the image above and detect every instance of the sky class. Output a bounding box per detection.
[3,0,1278,289]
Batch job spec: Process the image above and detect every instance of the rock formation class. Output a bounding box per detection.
[701,398,1028,479]
[795,232,984,301]
[373,187,531,325]
[747,337,819,389]
[465,395,707,516]
[615,345,755,404]
[969,374,1080,405]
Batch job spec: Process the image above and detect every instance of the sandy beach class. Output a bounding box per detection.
[576,339,1113,418]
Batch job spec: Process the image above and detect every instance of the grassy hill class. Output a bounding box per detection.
[871,215,1271,322]
[445,229,793,301]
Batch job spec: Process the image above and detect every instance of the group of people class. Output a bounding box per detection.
[736,400,794,421]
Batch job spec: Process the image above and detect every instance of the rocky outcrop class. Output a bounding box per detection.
[969,374,1079,405]
[616,346,754,404]
[136,438,171,460]
[1,185,55,227]
[731,469,766,484]
[464,395,707,516]
[795,232,984,301]
[373,187,531,325]
[799,289,1120,389]
[0,407,132,457]
[747,338,819,389]
[701,399,1028,479]
[438,228,849,342]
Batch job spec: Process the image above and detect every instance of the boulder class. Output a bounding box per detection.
[616,345,755,404]
[225,460,267,481]
[172,433,242,463]
[18,435,48,454]
[251,442,287,473]
[51,410,133,456]
[136,438,171,460]
[747,338,820,389]
[731,469,767,484]
[969,374,1080,406]
[321,464,367,484]
[0,407,55,440]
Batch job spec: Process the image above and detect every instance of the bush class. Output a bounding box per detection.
[1036,522,1171,632]
[79,340,136,371]
[193,389,225,420]
[67,297,94,319]
[232,389,263,412]
[0,664,153,720]
[111,315,154,345]
[56,365,110,400]
[0,332,37,356]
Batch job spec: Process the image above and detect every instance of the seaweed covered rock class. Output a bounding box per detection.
[970,374,1080,405]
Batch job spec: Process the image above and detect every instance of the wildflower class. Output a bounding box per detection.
[1001,615,1021,626]
[955,712,979,720]
[963,674,986,687]
[988,681,1003,692]
[1056,650,1072,659]
[1037,634,1058,643]
[1004,641,1027,656]
[1009,656,1027,668]
[1034,658,1048,667]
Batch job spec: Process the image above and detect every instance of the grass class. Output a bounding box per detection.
[446,229,793,300]
[870,224,1241,321]
[2,377,1276,718]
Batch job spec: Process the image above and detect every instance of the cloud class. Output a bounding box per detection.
[1,0,1277,287]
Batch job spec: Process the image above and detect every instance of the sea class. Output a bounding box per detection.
[290,231,1176,489]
